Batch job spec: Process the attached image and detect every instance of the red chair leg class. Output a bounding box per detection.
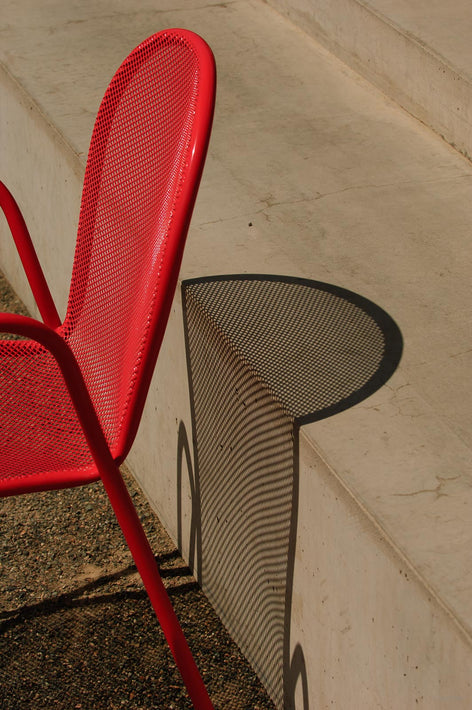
[99,461,214,710]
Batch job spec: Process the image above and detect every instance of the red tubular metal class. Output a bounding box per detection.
[100,464,215,710]
[0,181,61,328]
[0,312,214,709]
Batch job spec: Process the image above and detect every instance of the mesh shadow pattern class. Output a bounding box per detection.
[182,274,402,707]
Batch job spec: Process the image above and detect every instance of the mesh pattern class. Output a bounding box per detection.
[0,338,94,482]
[183,275,402,704]
[0,32,210,486]
[184,276,396,421]
[63,32,201,456]
[184,292,294,707]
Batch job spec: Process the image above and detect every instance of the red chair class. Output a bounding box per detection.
[0,29,215,710]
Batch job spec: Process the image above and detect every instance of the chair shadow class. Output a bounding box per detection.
[178,274,403,710]
[0,551,201,710]
[0,552,196,631]
[1,515,277,709]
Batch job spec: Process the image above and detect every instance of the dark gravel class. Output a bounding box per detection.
[0,272,276,710]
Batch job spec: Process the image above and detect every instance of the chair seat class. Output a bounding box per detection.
[0,337,99,495]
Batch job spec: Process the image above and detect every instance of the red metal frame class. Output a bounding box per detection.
[0,29,216,710]
[0,182,61,328]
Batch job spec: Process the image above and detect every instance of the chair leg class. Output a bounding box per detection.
[99,461,214,710]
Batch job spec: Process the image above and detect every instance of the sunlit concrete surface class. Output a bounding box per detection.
[2,1,472,707]
[267,0,472,160]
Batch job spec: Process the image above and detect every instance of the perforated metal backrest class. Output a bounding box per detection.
[62,30,215,461]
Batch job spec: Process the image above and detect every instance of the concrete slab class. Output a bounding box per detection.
[2,0,472,707]
[266,0,472,160]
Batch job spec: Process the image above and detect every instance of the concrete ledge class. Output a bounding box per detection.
[266,0,472,161]
[294,432,472,708]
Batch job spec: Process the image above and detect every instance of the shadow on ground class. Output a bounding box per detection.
[0,470,276,710]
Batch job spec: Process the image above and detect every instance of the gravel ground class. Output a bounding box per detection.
[0,273,276,710]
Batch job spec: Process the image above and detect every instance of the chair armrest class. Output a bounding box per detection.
[0,312,113,469]
[0,181,61,328]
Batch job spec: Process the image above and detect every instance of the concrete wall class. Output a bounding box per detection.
[292,433,472,708]
[1,67,82,318]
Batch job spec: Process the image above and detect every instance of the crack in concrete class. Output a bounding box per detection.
[312,173,472,200]
[63,2,237,25]
[450,347,472,359]
[394,475,461,499]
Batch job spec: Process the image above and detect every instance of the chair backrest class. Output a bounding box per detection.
[61,30,215,461]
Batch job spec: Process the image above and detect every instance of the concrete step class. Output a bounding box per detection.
[267,0,472,162]
[2,1,472,708]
